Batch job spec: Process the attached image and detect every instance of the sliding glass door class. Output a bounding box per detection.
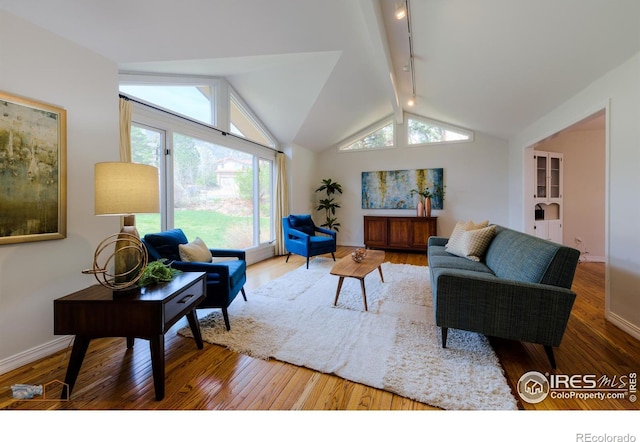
[130,123,274,250]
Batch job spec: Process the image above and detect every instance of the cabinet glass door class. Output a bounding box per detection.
[535,155,547,198]
[549,156,561,198]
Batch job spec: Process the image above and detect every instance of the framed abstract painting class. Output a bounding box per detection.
[362,168,444,209]
[0,91,67,245]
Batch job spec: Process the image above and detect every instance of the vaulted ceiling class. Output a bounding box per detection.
[2,0,639,151]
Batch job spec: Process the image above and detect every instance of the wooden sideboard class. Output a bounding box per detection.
[363,215,437,252]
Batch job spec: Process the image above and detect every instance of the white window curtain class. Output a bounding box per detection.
[119,97,132,162]
[274,152,290,255]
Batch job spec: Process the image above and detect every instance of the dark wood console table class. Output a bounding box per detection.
[364,215,437,252]
[54,271,206,400]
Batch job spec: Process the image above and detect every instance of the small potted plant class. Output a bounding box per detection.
[138,259,182,287]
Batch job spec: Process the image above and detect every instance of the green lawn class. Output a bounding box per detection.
[136,210,270,249]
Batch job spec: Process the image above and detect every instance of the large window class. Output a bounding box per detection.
[121,76,277,251]
[172,132,256,248]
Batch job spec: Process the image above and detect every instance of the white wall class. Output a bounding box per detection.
[0,12,120,372]
[509,52,640,338]
[315,130,510,246]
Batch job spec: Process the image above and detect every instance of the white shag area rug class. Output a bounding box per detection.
[178,258,518,410]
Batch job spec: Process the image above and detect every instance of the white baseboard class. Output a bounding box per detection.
[579,254,605,263]
[339,242,368,248]
[0,336,74,376]
[606,311,640,342]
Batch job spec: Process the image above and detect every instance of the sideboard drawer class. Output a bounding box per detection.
[164,278,206,330]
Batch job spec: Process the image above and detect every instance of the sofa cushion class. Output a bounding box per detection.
[485,226,558,283]
[207,259,246,289]
[427,244,453,258]
[179,237,213,262]
[447,225,496,262]
[429,252,495,274]
[288,214,315,236]
[445,220,489,255]
[144,229,188,262]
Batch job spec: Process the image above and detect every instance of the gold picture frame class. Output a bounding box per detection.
[0,91,67,245]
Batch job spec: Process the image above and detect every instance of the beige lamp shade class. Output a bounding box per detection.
[95,162,159,215]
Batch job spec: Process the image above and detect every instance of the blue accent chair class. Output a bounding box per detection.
[142,229,247,331]
[282,214,337,269]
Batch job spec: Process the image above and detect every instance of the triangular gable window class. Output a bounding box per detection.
[407,115,473,145]
[230,93,276,148]
[339,121,394,151]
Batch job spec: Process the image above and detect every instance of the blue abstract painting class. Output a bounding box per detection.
[361,168,444,209]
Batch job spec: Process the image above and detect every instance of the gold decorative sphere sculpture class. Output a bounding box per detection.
[83,233,148,290]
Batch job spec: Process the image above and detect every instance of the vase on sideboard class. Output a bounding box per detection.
[417,200,424,217]
[425,197,432,217]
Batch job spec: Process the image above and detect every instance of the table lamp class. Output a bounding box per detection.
[93,162,160,288]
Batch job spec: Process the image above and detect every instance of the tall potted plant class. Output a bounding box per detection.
[315,178,343,232]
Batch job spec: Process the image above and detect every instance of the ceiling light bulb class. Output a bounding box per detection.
[407,97,415,107]
[395,7,407,20]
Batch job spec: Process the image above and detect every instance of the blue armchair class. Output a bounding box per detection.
[282,214,336,269]
[142,229,247,331]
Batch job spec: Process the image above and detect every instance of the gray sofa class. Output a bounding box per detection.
[427,225,580,367]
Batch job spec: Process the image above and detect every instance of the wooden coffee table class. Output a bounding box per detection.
[330,249,385,311]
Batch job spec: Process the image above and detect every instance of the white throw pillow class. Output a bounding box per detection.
[178,237,213,262]
[446,219,489,255]
[449,225,497,262]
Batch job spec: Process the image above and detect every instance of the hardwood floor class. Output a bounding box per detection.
[1,246,638,412]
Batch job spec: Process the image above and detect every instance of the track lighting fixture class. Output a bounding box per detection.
[394,0,416,109]
[404,1,416,109]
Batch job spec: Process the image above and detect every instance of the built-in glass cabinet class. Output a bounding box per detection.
[533,151,563,244]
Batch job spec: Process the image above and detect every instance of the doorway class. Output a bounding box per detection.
[525,109,606,263]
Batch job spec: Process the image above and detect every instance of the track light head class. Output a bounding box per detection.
[395,1,407,20]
